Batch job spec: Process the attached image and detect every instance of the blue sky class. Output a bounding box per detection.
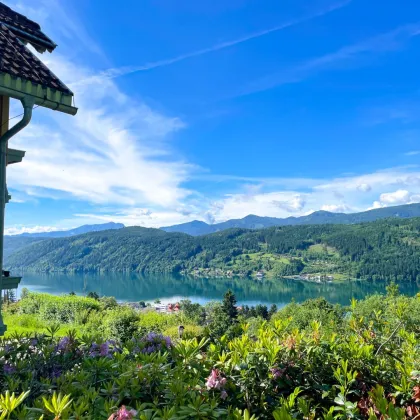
[4,0,420,233]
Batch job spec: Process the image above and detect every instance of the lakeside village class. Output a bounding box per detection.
[185,267,335,283]
[288,273,335,283]
[152,300,267,315]
[146,270,334,314]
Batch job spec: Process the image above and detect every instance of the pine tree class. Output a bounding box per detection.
[222,290,238,320]
[268,304,278,320]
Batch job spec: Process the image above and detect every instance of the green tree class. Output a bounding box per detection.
[180,299,206,324]
[20,287,29,300]
[268,304,278,319]
[386,281,400,297]
[222,290,238,320]
[87,291,99,300]
[255,304,268,320]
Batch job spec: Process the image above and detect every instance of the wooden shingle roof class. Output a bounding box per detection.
[0,2,76,114]
[0,2,56,52]
[0,24,71,94]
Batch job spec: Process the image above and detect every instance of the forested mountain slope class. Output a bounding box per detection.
[4,222,125,262]
[6,218,420,282]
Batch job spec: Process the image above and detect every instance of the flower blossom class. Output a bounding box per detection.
[89,340,121,358]
[57,336,72,352]
[131,333,172,354]
[413,386,420,403]
[270,366,286,380]
[206,369,227,390]
[108,405,137,420]
[3,362,16,374]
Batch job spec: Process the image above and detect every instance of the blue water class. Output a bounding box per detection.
[17,272,420,307]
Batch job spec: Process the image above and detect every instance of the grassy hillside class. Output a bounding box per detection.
[5,218,420,282]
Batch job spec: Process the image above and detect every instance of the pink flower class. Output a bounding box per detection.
[206,369,227,390]
[108,406,137,420]
[270,366,286,380]
[220,390,228,400]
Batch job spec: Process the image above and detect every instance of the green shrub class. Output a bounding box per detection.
[5,313,45,329]
[19,292,101,324]
[137,310,182,333]
[99,296,118,310]
[242,316,266,337]
[163,324,204,339]
[0,292,419,418]
[104,306,140,341]
[85,305,139,341]
[271,297,344,331]
[351,293,420,334]
[180,299,206,324]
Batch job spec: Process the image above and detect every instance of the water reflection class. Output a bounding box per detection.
[17,272,420,307]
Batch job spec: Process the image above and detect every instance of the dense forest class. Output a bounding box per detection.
[5,217,420,282]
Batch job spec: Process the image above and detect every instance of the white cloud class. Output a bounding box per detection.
[369,189,420,209]
[272,195,306,213]
[379,189,410,205]
[5,1,420,233]
[196,167,420,225]
[405,150,420,156]
[75,209,194,229]
[315,167,420,192]
[7,53,193,210]
[321,203,352,212]
[357,183,372,192]
[5,225,59,235]
[370,201,384,209]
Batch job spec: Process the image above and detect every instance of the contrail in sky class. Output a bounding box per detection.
[71,0,351,88]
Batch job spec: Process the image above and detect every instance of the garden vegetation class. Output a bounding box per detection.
[0,285,419,418]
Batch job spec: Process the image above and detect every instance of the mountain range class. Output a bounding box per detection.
[4,203,420,261]
[161,203,420,235]
[5,217,420,283]
[14,222,124,238]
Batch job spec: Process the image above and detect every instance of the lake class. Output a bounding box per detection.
[17,272,420,307]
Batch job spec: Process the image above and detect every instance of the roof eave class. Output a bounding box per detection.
[0,72,77,115]
[0,22,57,52]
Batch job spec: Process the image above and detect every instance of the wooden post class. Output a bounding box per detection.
[0,95,9,335]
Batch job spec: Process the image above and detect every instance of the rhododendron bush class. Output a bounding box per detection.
[0,292,419,418]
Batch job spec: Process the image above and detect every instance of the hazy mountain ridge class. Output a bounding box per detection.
[15,222,125,238]
[4,222,125,262]
[161,203,420,235]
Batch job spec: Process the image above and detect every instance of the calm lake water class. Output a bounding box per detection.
[17,272,420,307]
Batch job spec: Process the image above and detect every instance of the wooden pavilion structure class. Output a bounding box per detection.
[0,2,77,334]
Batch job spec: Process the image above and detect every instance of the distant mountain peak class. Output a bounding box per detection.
[10,222,125,238]
[160,203,420,236]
